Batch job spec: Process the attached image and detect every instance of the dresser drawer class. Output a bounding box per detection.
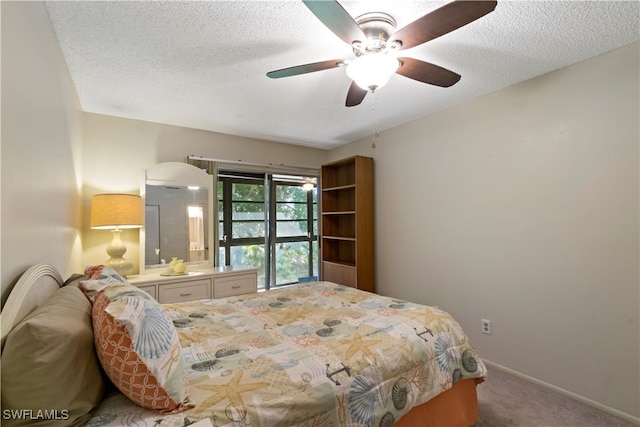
[213,273,257,298]
[136,284,157,300]
[158,279,211,304]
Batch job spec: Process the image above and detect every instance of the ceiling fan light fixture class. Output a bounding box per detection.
[346,54,400,92]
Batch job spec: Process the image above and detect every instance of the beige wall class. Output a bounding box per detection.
[80,113,330,272]
[1,1,83,304]
[336,43,639,419]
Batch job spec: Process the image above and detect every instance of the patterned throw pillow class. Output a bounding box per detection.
[84,264,128,284]
[81,266,193,414]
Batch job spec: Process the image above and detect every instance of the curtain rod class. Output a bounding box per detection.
[187,155,320,174]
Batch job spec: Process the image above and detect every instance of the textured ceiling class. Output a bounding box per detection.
[45,1,639,149]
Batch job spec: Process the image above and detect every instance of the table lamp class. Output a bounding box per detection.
[90,193,143,277]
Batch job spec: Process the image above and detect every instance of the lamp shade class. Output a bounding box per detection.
[90,194,143,229]
[346,54,400,92]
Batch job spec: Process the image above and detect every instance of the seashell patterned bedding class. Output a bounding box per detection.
[85,281,486,427]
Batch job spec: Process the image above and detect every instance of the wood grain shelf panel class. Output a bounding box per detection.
[320,156,374,292]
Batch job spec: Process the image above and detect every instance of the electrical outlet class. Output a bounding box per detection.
[481,319,492,335]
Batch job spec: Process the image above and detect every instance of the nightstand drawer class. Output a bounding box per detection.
[213,274,257,298]
[158,279,211,304]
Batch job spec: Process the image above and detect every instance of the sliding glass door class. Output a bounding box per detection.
[272,177,319,286]
[217,171,318,290]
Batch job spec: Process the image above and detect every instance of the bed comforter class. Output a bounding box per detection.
[87,282,486,427]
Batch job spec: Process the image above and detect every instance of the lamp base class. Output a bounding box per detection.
[105,228,134,277]
[104,257,134,277]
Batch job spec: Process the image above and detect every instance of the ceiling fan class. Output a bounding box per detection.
[267,0,497,107]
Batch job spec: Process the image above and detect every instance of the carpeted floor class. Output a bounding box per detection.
[474,367,638,427]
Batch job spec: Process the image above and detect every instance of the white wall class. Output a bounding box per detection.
[334,43,639,419]
[1,1,83,305]
[80,113,330,273]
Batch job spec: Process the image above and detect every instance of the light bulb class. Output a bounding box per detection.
[346,54,400,92]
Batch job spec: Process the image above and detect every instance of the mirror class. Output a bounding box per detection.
[140,162,215,273]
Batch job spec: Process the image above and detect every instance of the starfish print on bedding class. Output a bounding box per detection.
[276,302,313,325]
[178,324,213,346]
[422,307,453,335]
[195,370,269,415]
[424,307,449,325]
[340,331,382,361]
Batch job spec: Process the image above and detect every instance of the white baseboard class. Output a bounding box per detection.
[481,359,640,426]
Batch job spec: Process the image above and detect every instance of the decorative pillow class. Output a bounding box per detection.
[84,264,128,285]
[1,285,105,427]
[80,270,193,414]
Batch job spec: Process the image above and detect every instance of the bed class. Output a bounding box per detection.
[1,264,486,427]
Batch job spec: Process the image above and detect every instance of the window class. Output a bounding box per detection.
[217,171,318,290]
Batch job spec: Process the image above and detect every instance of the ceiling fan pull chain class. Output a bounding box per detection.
[371,93,378,149]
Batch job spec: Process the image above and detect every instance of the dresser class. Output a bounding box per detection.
[127,266,258,303]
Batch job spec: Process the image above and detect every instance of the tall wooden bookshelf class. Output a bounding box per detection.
[320,155,374,292]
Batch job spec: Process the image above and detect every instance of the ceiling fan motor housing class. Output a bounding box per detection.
[353,12,400,55]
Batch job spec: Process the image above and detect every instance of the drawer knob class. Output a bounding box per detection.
[180,291,192,296]
[231,284,241,289]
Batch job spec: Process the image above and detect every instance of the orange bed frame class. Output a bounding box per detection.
[395,378,483,427]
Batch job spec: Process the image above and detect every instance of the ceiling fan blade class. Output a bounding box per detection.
[345,81,368,107]
[396,57,461,87]
[390,1,497,51]
[267,59,345,79]
[302,0,366,46]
